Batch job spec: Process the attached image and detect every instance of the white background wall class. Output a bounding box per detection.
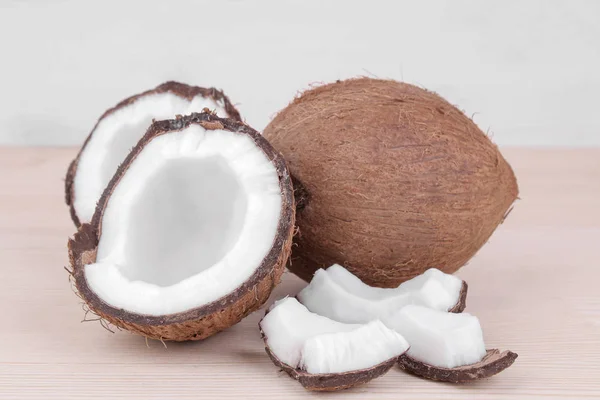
[0,0,598,146]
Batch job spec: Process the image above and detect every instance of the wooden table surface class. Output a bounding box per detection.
[0,147,599,399]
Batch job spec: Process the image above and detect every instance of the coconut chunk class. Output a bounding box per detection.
[66,82,241,226]
[300,321,409,374]
[297,265,467,323]
[68,112,294,341]
[386,305,486,368]
[259,298,409,391]
[388,305,517,382]
[260,298,360,368]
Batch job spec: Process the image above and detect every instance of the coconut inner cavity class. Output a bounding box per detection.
[122,156,247,287]
[84,125,282,315]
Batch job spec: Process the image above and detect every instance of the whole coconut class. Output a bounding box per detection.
[264,78,518,287]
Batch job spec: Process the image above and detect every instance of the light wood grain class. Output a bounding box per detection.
[0,147,599,399]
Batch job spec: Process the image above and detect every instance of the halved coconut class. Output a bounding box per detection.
[65,81,241,226]
[68,112,294,341]
[297,265,467,324]
[259,298,409,391]
[388,305,517,382]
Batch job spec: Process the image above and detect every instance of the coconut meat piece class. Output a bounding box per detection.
[297,265,463,323]
[328,265,463,307]
[73,92,227,224]
[260,298,409,374]
[385,305,486,369]
[299,321,409,374]
[84,125,282,315]
[297,269,380,324]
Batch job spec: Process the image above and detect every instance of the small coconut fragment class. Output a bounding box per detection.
[259,298,409,391]
[68,112,294,341]
[65,81,241,226]
[387,305,517,382]
[263,78,519,287]
[297,265,467,324]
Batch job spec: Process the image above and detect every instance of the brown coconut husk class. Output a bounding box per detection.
[65,81,242,227]
[264,78,518,287]
[68,112,295,341]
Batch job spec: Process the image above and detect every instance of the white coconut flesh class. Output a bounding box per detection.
[73,92,228,224]
[83,125,282,315]
[297,265,463,323]
[260,298,409,374]
[385,305,486,369]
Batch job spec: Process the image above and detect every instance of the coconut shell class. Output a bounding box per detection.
[449,281,468,313]
[264,78,518,287]
[65,81,242,227]
[68,112,295,341]
[264,346,396,391]
[398,349,518,383]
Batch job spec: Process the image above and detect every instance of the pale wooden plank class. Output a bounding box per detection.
[0,147,598,399]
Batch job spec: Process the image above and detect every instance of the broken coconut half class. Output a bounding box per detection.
[68,112,294,341]
[297,265,467,324]
[388,305,518,383]
[259,297,409,391]
[65,81,241,226]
